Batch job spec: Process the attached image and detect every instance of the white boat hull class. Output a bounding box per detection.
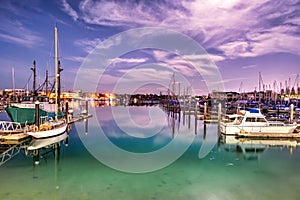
[27,123,68,139]
[220,122,297,135]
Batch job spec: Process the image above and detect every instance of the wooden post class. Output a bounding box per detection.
[218,102,222,121]
[65,101,69,124]
[290,104,294,124]
[204,102,207,119]
[195,101,198,116]
[86,100,89,115]
[35,101,40,130]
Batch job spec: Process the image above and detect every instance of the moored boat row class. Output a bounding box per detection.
[219,108,298,136]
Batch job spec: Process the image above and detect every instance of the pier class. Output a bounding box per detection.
[237,132,300,140]
[0,141,28,166]
[0,111,92,166]
[68,113,93,124]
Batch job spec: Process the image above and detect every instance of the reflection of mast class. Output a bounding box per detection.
[54,142,60,190]
[85,119,89,135]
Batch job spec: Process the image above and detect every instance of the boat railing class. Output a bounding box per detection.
[0,121,23,133]
[268,121,286,127]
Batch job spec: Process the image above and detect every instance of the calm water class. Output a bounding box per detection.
[0,106,300,200]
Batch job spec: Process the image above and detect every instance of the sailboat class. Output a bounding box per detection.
[5,33,64,125]
[27,26,67,139]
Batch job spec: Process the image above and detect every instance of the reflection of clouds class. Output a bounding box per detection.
[95,106,205,144]
[79,105,217,172]
[111,106,167,138]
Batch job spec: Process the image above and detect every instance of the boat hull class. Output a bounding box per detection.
[5,107,64,125]
[220,123,297,135]
[27,124,68,139]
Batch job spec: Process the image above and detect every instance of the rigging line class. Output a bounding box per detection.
[23,73,32,90]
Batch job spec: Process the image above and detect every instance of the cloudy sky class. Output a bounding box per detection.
[0,0,299,95]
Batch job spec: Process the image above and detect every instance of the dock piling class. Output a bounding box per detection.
[85,100,89,115]
[218,103,222,121]
[65,101,69,123]
[204,102,207,119]
[35,101,40,130]
[290,104,294,124]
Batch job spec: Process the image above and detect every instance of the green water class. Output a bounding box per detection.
[0,106,300,200]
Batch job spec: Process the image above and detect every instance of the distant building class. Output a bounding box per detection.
[226,91,240,102]
[4,89,25,96]
[210,90,226,100]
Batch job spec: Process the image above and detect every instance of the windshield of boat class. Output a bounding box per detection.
[245,117,267,123]
[22,96,49,102]
[235,116,243,125]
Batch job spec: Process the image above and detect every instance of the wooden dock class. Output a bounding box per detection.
[68,114,93,124]
[0,133,30,144]
[237,132,300,140]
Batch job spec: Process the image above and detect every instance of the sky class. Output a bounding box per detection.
[0,0,300,95]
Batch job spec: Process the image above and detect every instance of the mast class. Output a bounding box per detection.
[58,60,63,109]
[45,70,48,95]
[54,26,59,121]
[31,60,37,95]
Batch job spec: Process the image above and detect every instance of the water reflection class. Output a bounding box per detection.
[77,105,200,173]
[1,105,300,200]
[220,134,299,160]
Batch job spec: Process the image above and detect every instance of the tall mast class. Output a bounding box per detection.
[54,26,59,121]
[31,60,37,95]
[45,70,48,95]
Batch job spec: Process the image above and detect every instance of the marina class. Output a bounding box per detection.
[0,1,300,199]
[1,105,300,199]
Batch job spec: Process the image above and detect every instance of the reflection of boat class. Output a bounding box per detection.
[221,134,299,160]
[27,132,68,150]
[221,135,266,160]
[220,109,297,135]
[236,142,266,160]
